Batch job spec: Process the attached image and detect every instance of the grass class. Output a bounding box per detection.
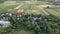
[0,1,52,34]
[0,1,50,14]
[49,8,60,13]
[12,30,35,34]
[45,8,60,18]
[25,1,51,5]
[0,3,19,13]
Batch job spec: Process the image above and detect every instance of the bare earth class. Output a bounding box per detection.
[17,9,24,13]
[14,4,23,10]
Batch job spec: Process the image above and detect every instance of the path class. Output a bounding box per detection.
[14,4,24,10]
[17,9,24,13]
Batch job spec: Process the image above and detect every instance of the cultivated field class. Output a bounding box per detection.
[0,1,60,34]
[0,1,51,14]
[45,8,60,18]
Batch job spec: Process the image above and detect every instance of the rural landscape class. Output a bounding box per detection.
[0,0,60,34]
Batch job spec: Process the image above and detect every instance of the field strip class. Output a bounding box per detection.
[39,7,49,15]
[7,4,24,12]
[54,9,60,13]
[14,4,24,10]
[45,9,60,18]
[6,5,18,11]
[49,9,60,15]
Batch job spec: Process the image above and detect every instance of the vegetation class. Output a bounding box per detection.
[0,1,60,34]
[45,8,60,19]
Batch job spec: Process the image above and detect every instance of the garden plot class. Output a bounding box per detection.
[20,4,44,15]
[0,1,60,34]
[53,8,60,13]
[25,1,51,5]
[12,1,51,15]
[0,3,19,13]
[56,9,60,11]
[24,9,43,15]
[48,8,60,13]
[45,8,60,18]
[30,4,43,14]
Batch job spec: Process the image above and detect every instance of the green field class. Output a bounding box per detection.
[0,3,19,13]
[0,1,51,14]
[0,1,60,34]
[0,1,49,34]
[45,8,60,18]
[0,1,50,34]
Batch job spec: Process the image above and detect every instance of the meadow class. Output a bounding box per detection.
[45,7,60,18]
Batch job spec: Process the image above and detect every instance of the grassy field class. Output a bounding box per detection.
[21,4,44,15]
[10,1,49,15]
[45,8,60,18]
[0,3,19,13]
[0,1,51,14]
[12,30,35,34]
[0,1,58,34]
[0,1,49,34]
